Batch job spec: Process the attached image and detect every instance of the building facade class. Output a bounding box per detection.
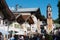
[0,0,15,32]
[9,8,41,35]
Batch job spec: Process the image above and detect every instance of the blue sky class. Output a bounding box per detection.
[6,0,58,20]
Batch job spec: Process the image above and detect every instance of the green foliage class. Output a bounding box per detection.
[46,34,53,40]
[57,1,60,24]
[41,15,46,20]
[35,13,46,21]
[35,8,46,21]
[53,18,59,23]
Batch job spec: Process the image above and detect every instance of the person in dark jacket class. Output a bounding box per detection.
[14,35,18,40]
[24,36,29,40]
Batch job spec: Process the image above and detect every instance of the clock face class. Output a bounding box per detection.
[48,7,51,11]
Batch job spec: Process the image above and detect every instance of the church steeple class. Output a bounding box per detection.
[47,4,52,19]
[46,4,53,34]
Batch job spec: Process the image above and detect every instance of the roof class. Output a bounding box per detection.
[21,15,30,20]
[17,15,34,24]
[11,8,39,13]
[0,0,15,21]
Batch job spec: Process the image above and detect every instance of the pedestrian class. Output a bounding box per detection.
[0,32,4,40]
[18,36,24,40]
[14,35,18,40]
[33,34,37,40]
[24,36,29,40]
[37,35,40,40]
[9,36,14,40]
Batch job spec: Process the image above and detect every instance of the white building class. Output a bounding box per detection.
[0,0,15,35]
[9,8,42,35]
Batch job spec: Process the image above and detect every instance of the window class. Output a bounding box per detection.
[10,24,13,27]
[5,22,8,26]
[27,27,31,31]
[49,13,51,16]
[15,24,20,28]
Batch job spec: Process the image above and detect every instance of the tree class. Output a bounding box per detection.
[57,1,60,24]
[53,18,59,23]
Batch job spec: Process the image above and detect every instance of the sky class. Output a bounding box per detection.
[6,0,58,20]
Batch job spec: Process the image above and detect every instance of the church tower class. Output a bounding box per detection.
[47,4,53,34]
[47,4,52,19]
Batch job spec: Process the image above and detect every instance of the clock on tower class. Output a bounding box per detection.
[47,4,52,19]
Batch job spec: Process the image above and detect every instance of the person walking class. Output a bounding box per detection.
[18,36,24,40]
[14,35,18,40]
[0,32,4,40]
[9,36,14,40]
